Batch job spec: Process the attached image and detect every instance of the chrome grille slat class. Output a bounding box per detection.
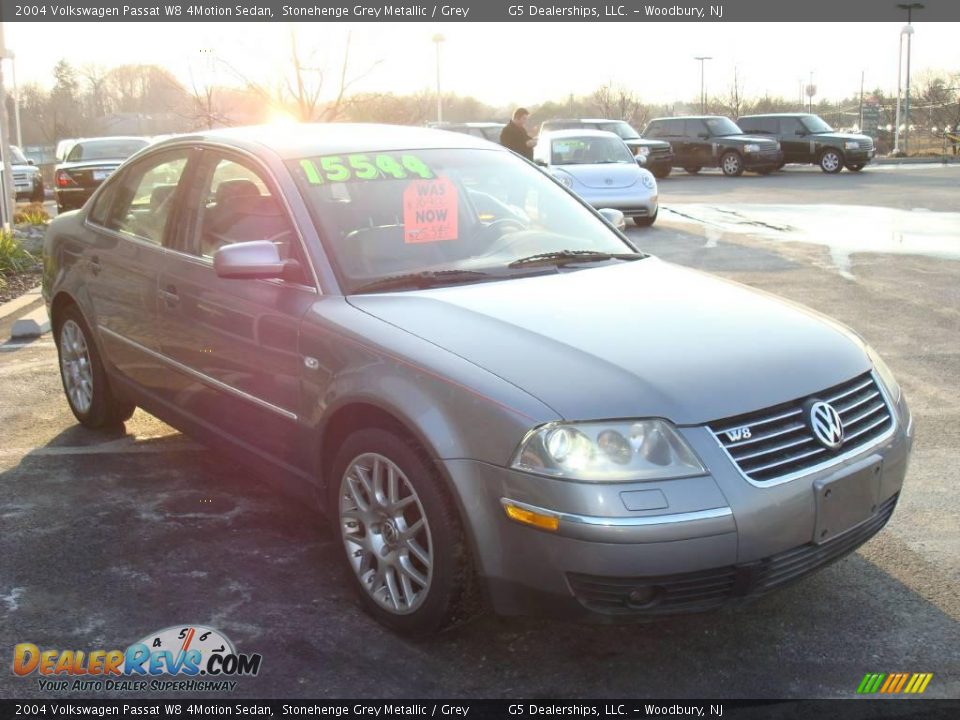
[708,373,894,484]
[712,407,802,435]
[825,377,873,404]
[732,435,816,462]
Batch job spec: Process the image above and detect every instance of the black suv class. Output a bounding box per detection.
[540,119,674,178]
[642,116,782,177]
[737,113,876,173]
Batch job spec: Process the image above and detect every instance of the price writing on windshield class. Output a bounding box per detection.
[300,154,434,184]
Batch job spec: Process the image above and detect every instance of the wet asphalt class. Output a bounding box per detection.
[0,165,957,700]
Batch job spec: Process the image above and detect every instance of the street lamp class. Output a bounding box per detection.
[1,49,20,147]
[431,33,445,124]
[694,56,711,113]
[896,3,924,155]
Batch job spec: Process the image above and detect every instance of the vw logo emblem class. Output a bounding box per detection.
[809,401,844,449]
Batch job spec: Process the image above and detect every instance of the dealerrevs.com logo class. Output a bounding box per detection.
[13,625,262,692]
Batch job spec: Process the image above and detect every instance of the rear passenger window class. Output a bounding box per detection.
[101,152,189,245]
[195,157,300,263]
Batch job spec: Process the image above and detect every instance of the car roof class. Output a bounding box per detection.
[739,113,813,118]
[648,116,730,121]
[71,136,151,144]
[539,129,623,140]
[153,123,497,160]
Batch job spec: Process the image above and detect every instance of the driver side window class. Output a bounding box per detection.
[195,156,301,263]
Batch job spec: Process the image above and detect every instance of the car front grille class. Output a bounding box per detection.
[859,138,875,152]
[13,172,29,182]
[566,492,898,616]
[646,146,672,159]
[708,372,894,484]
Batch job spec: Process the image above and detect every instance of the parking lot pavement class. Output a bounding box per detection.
[1,168,958,699]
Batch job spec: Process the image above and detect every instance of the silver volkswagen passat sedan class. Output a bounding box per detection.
[44,124,912,636]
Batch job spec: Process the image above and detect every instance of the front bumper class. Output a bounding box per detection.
[581,189,658,219]
[844,148,875,164]
[444,391,912,619]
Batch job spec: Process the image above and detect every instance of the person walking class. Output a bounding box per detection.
[500,107,537,160]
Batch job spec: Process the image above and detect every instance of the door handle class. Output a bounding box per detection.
[159,285,180,308]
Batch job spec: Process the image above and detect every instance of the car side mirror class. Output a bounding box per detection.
[214,240,289,280]
[534,158,548,167]
[698,133,710,139]
[27,159,35,166]
[598,208,626,232]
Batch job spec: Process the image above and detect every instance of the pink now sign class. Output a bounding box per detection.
[403,177,459,243]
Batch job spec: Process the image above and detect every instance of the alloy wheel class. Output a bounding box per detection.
[339,453,434,615]
[821,151,842,173]
[59,319,94,415]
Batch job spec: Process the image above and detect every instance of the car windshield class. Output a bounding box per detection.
[597,121,641,140]
[550,136,634,165]
[801,116,834,133]
[289,148,639,293]
[66,139,148,162]
[4,146,29,164]
[704,117,744,136]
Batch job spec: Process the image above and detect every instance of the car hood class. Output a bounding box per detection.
[624,138,671,150]
[555,163,641,189]
[348,259,871,425]
[811,132,872,143]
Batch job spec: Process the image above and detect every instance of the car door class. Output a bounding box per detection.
[82,148,194,393]
[779,117,810,162]
[155,149,317,471]
[684,119,714,167]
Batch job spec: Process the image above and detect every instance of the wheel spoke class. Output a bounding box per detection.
[398,555,429,588]
[399,571,416,607]
[401,518,424,540]
[405,538,430,566]
[384,567,402,609]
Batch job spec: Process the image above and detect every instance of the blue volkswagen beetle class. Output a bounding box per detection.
[534,129,658,227]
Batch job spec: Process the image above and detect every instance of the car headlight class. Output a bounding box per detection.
[744,144,760,153]
[511,420,706,482]
[640,173,656,190]
[636,146,651,156]
[845,141,860,150]
[865,345,901,405]
[552,170,574,188]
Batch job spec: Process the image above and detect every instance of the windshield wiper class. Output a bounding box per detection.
[508,250,643,269]
[351,269,493,294]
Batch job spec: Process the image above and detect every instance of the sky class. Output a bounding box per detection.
[4,22,959,109]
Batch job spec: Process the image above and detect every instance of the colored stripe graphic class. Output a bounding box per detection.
[857,673,932,694]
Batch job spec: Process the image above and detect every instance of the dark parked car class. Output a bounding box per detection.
[737,113,877,173]
[44,124,911,636]
[642,116,782,177]
[54,136,150,212]
[5,144,44,202]
[540,119,675,178]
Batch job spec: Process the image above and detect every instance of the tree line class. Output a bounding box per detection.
[11,56,959,148]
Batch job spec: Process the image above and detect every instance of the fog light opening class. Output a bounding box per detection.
[626,586,662,608]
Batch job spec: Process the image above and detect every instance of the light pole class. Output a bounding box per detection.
[694,56,711,113]
[1,49,20,147]
[897,3,923,155]
[0,23,14,230]
[431,33,445,124]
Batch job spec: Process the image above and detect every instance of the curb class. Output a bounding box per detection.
[873,157,959,165]
[10,305,51,339]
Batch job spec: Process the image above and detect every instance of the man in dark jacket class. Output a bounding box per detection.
[500,107,536,160]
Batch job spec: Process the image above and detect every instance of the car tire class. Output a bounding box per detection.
[720,151,744,177]
[682,166,701,175]
[55,306,136,428]
[652,166,671,179]
[846,163,865,172]
[329,427,477,637]
[633,209,658,227]
[819,148,844,174]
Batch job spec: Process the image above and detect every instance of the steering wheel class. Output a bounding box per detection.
[473,217,529,250]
